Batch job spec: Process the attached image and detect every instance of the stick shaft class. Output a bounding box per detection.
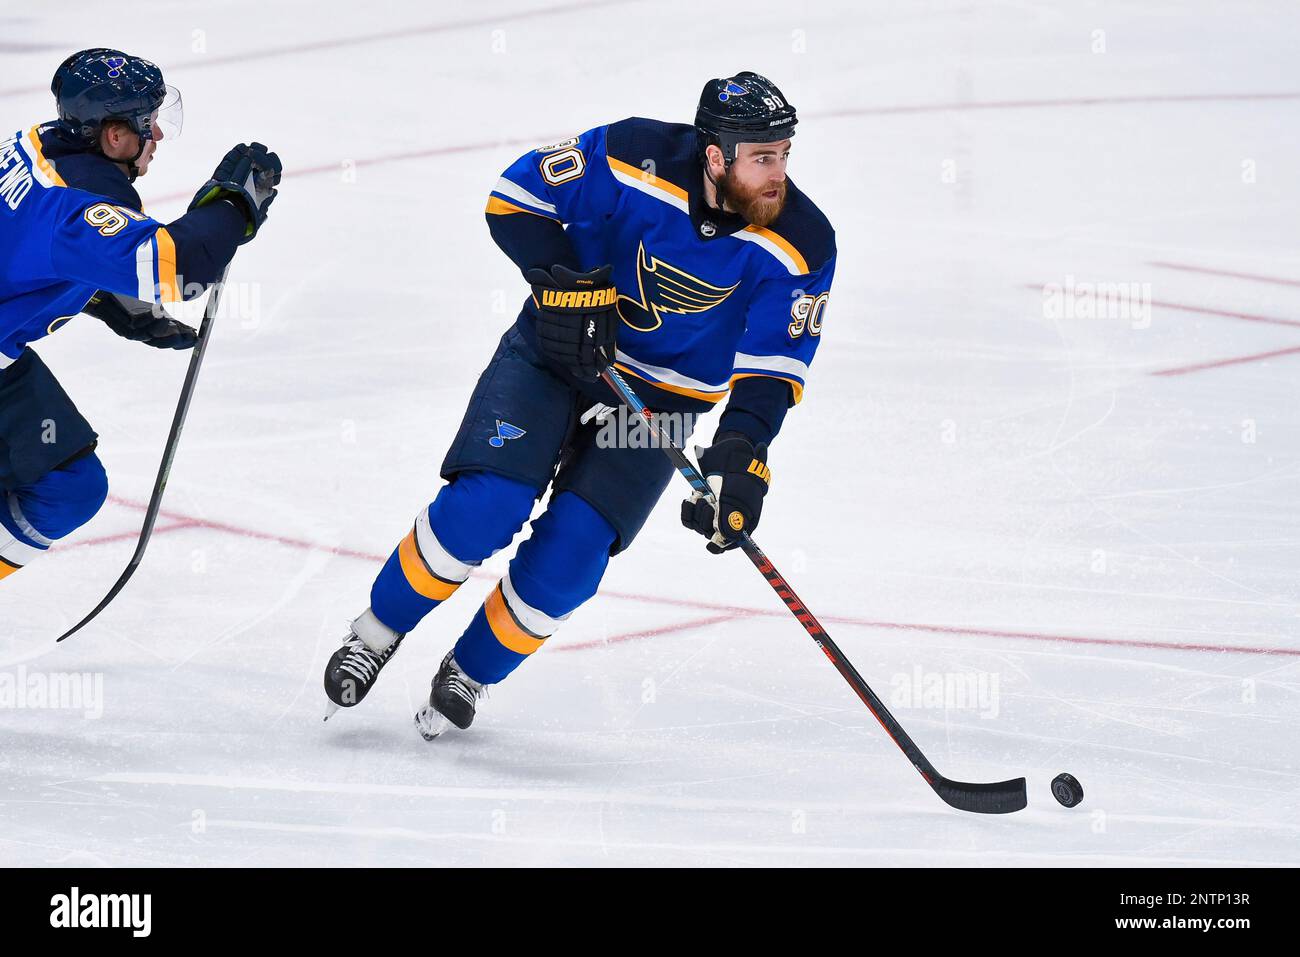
[598,366,992,799]
[56,270,230,642]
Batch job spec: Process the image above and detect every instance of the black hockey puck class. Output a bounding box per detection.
[1051,772,1084,807]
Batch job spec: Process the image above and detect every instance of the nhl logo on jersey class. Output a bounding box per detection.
[700,221,716,237]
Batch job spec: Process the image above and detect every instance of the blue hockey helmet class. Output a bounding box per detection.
[50,49,182,148]
[695,71,797,166]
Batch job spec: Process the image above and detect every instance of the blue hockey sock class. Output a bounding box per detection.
[369,471,537,633]
[1,454,108,578]
[453,491,616,684]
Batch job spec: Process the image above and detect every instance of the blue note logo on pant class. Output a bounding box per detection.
[489,420,526,448]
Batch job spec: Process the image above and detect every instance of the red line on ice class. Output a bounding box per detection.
[556,613,749,652]
[84,496,1300,659]
[143,138,549,206]
[0,0,636,99]
[127,93,1300,208]
[817,91,1300,118]
[1150,344,1300,377]
[1147,262,1300,288]
[72,520,197,549]
[100,496,386,564]
[1024,283,1300,330]
[1146,298,1300,330]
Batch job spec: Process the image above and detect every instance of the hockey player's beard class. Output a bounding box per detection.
[717,170,787,227]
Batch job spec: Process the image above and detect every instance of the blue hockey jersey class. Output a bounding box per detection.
[0,124,183,368]
[487,117,836,414]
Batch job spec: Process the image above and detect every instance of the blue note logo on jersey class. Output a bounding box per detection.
[103,56,127,78]
[489,420,526,448]
[717,81,748,102]
[618,242,740,333]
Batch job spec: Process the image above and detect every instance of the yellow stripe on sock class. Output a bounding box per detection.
[397,529,460,601]
[484,584,546,655]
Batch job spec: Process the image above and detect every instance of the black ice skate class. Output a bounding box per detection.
[414,651,485,740]
[323,609,405,719]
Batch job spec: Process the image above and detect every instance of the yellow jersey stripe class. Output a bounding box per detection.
[154,227,179,303]
[742,225,810,275]
[26,126,66,188]
[607,155,689,204]
[615,362,728,404]
[485,195,554,218]
[729,371,805,405]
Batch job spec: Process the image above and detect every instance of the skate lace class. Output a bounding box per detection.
[442,660,486,706]
[338,635,386,684]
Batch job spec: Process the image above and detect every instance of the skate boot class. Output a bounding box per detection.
[323,609,405,719]
[414,651,485,740]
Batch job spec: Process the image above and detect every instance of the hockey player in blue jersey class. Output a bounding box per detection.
[0,49,281,584]
[323,72,835,738]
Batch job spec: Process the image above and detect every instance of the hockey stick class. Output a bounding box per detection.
[599,365,1028,814]
[56,265,232,643]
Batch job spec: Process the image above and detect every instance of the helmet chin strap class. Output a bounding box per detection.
[125,133,147,182]
[95,123,148,182]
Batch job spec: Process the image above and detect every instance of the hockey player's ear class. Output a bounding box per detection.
[99,120,132,158]
[703,143,727,178]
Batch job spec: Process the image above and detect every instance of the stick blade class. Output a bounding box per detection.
[933,776,1027,814]
[55,566,138,642]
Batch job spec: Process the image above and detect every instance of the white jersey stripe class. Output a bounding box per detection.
[613,349,729,394]
[134,237,156,301]
[608,165,690,214]
[732,351,810,380]
[492,176,558,217]
[732,229,800,275]
[16,129,56,189]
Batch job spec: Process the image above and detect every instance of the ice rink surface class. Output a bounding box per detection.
[2,1,1298,866]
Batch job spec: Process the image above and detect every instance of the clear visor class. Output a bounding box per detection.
[149,85,183,141]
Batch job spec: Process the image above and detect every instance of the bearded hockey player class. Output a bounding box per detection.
[324,71,835,739]
[0,49,281,583]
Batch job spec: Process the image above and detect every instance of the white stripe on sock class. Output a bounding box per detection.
[413,506,476,582]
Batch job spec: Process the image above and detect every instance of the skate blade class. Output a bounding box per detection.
[323,701,340,722]
[414,705,452,741]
